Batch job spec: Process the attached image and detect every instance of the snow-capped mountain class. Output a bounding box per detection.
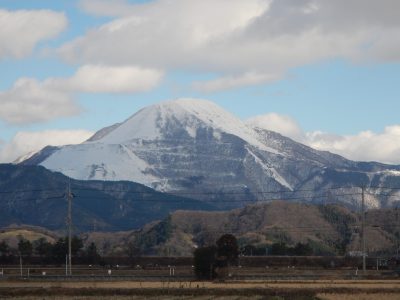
[25,98,400,209]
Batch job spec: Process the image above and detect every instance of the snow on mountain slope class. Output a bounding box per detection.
[86,123,121,142]
[41,143,157,185]
[245,145,293,191]
[38,98,289,197]
[95,98,279,154]
[32,98,400,209]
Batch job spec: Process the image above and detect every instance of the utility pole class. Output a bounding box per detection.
[66,181,73,276]
[395,208,399,257]
[19,254,22,277]
[361,187,366,274]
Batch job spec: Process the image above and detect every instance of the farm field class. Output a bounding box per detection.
[0,266,397,281]
[1,262,399,299]
[1,279,400,299]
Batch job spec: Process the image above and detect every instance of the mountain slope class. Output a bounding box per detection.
[2,201,397,257]
[24,98,400,209]
[121,201,398,256]
[0,164,214,232]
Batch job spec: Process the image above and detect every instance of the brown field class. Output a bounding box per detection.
[318,293,400,300]
[1,279,400,299]
[0,264,394,279]
[2,297,400,300]
[3,279,400,289]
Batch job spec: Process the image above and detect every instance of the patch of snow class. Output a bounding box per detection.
[377,170,400,176]
[185,126,196,138]
[364,193,381,209]
[40,143,160,187]
[246,146,293,191]
[213,130,222,140]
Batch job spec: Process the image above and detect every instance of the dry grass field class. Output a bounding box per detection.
[1,279,400,299]
[2,296,400,300]
[318,293,400,300]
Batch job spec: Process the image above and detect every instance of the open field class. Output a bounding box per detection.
[1,279,400,299]
[1,263,399,299]
[2,296,400,300]
[318,294,400,300]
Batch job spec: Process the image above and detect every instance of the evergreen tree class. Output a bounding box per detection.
[33,238,53,263]
[216,234,239,266]
[193,246,217,280]
[0,241,10,256]
[84,242,100,264]
[18,238,33,257]
[52,238,67,263]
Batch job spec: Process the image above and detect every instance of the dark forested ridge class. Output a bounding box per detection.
[0,164,215,232]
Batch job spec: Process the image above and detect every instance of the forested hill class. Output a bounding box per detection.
[0,164,215,231]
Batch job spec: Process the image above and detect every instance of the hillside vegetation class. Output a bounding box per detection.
[95,201,400,256]
[133,201,400,255]
[1,201,399,257]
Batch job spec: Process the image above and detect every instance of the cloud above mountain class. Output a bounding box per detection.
[0,78,79,124]
[0,130,93,163]
[247,113,400,164]
[1,2,399,166]
[0,9,67,59]
[49,65,164,94]
[57,0,400,91]
[306,127,400,165]
[0,65,163,124]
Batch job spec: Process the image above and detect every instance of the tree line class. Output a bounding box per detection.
[0,236,101,265]
[193,234,318,280]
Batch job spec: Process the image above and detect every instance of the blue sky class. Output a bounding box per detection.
[1,0,400,163]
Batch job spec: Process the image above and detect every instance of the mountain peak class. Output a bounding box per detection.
[90,98,268,150]
[159,98,221,110]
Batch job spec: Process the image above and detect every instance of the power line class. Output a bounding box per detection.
[1,185,400,213]
[0,186,363,196]
[0,188,66,194]
[3,185,400,198]
[71,185,357,194]
[59,192,361,203]
[0,190,393,204]
[66,182,73,276]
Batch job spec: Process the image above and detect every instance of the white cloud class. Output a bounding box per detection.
[51,64,164,93]
[0,78,79,124]
[0,129,94,163]
[247,113,305,142]
[60,0,270,70]
[192,72,280,92]
[56,0,400,91]
[0,65,163,124]
[306,127,400,164]
[0,9,67,59]
[246,113,400,164]
[79,0,135,17]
